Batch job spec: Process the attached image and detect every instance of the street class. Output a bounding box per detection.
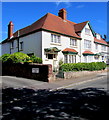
[1,72,108,120]
[1,72,108,90]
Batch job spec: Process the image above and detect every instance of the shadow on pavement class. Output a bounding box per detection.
[2,87,108,120]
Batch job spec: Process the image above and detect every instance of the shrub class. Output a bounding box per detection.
[60,62,106,72]
[59,59,63,66]
[7,52,30,63]
[30,55,42,64]
[0,54,10,63]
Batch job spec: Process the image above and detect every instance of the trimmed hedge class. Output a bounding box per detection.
[30,55,42,64]
[0,53,42,64]
[60,62,106,72]
[0,54,10,63]
[7,52,30,63]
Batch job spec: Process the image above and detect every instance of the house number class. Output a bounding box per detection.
[32,68,39,73]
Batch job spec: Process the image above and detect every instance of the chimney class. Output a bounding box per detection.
[58,8,67,20]
[8,21,14,39]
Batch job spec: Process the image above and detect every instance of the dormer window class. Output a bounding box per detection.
[96,33,101,40]
[85,28,90,35]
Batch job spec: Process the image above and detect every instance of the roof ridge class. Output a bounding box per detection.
[74,21,89,25]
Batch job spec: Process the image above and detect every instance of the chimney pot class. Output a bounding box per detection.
[8,21,14,39]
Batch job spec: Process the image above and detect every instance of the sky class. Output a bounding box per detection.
[1,2,107,42]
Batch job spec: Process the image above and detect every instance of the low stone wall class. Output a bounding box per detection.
[2,62,53,82]
[57,69,106,79]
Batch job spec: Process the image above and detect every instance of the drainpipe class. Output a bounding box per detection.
[80,38,82,63]
[17,30,19,52]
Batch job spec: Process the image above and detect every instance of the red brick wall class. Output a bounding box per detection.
[2,63,53,82]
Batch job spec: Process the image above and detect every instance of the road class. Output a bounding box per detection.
[0,72,108,90]
[66,74,108,90]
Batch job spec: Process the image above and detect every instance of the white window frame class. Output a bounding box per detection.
[85,28,90,35]
[95,43,98,50]
[51,34,61,43]
[101,45,106,51]
[64,55,68,63]
[84,39,91,49]
[70,39,77,46]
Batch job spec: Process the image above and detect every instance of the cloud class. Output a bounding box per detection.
[76,5,85,8]
[55,0,71,8]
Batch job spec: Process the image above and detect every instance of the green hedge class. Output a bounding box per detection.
[6,52,30,63]
[60,62,106,72]
[29,55,42,64]
[0,54,10,63]
[0,53,42,64]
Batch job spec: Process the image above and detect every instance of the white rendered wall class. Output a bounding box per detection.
[2,32,42,58]
[42,31,81,68]
[2,42,10,54]
[80,23,95,63]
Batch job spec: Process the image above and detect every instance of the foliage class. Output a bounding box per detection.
[1,53,43,64]
[60,62,106,72]
[59,59,63,66]
[7,52,30,63]
[0,54,10,63]
[30,55,42,64]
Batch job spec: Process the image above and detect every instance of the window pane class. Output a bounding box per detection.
[70,39,77,46]
[64,55,68,63]
[84,40,91,49]
[69,55,71,63]
[51,34,53,42]
[85,28,90,35]
[48,54,53,59]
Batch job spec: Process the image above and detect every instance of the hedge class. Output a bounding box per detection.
[0,52,43,64]
[60,62,106,72]
[7,52,30,63]
[0,54,10,63]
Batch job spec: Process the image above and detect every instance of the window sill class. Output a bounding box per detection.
[70,45,77,48]
[50,43,61,46]
[45,59,49,61]
[10,47,14,49]
[85,34,91,36]
[19,49,23,51]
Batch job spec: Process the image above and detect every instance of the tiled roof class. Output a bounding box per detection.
[83,50,94,55]
[12,13,81,40]
[94,37,108,45]
[62,48,78,53]
[74,21,88,33]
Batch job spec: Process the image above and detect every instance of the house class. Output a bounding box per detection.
[1,8,109,70]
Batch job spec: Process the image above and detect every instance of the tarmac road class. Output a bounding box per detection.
[1,72,108,91]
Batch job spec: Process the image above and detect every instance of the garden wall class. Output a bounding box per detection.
[2,63,53,82]
[56,69,107,79]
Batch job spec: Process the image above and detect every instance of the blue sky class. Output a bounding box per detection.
[2,2,107,41]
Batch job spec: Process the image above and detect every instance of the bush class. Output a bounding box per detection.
[30,55,42,64]
[7,52,30,63]
[60,62,106,72]
[0,54,10,63]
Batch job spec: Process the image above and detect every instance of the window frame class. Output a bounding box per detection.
[84,39,91,49]
[11,41,14,49]
[51,34,61,44]
[85,28,90,35]
[70,38,77,46]
[20,41,23,51]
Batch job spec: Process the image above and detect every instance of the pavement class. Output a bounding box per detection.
[1,70,108,91]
